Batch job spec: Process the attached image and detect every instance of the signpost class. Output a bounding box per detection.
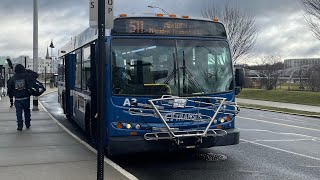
[90,0,114,179]
[90,0,114,29]
[97,0,106,177]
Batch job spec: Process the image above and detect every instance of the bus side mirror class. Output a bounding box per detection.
[235,68,245,95]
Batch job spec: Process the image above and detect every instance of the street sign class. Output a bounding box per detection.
[90,0,114,29]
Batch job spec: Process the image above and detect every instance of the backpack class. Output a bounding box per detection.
[27,74,46,96]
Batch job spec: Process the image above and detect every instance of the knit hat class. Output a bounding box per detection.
[15,64,26,73]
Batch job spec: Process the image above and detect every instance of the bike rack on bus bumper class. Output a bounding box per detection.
[128,96,239,145]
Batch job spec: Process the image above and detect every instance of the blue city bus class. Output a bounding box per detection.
[58,14,244,155]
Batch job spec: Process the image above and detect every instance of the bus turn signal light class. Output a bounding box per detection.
[156,13,164,17]
[182,15,189,19]
[226,115,231,122]
[169,14,177,18]
[116,122,123,129]
[119,14,127,17]
[213,17,219,22]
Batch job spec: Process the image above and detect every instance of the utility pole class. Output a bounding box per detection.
[97,1,106,179]
[33,0,39,111]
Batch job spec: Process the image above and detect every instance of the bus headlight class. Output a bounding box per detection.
[135,124,141,130]
[214,119,218,124]
[220,118,225,123]
[126,123,132,129]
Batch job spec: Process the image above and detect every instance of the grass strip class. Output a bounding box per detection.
[237,88,320,106]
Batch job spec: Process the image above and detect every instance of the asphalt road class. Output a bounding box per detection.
[40,92,320,180]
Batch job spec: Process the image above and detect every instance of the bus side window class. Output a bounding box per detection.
[75,51,82,89]
[58,64,65,81]
[82,46,91,91]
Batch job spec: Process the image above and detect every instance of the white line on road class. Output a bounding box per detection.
[238,116,320,132]
[241,139,320,161]
[239,128,320,140]
[258,114,320,125]
[302,166,320,168]
[253,139,313,142]
[284,113,320,122]
[38,96,139,180]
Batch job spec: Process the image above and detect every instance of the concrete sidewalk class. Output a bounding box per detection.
[0,94,136,180]
[237,98,320,113]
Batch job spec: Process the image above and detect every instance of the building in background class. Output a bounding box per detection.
[11,56,33,70]
[0,58,13,88]
[10,48,58,74]
[284,58,320,68]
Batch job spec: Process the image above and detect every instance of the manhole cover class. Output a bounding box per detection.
[193,153,227,162]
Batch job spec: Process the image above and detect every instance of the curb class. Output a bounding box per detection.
[239,105,320,119]
[41,88,58,96]
[38,91,139,180]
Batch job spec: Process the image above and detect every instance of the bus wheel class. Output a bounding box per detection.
[62,93,66,114]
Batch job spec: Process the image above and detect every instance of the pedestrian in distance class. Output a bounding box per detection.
[6,79,14,108]
[0,74,5,100]
[7,64,34,131]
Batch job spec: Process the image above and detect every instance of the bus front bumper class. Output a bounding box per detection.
[108,128,239,155]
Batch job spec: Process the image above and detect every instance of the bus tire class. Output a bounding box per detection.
[62,92,66,114]
[66,114,72,119]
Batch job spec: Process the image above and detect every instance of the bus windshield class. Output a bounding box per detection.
[111,38,233,96]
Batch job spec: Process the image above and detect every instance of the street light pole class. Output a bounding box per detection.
[33,0,39,111]
[147,5,170,15]
[49,40,55,75]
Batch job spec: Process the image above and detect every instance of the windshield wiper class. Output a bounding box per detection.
[164,51,205,94]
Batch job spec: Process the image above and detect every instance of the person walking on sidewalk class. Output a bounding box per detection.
[0,74,4,100]
[7,79,14,108]
[7,64,33,131]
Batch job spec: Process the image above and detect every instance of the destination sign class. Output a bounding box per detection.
[112,17,227,37]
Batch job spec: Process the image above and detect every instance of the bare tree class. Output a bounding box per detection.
[304,63,320,91]
[301,0,320,40]
[201,1,259,64]
[259,55,283,90]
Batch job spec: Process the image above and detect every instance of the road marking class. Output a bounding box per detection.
[38,95,138,180]
[284,114,319,122]
[238,116,320,132]
[241,139,320,161]
[258,114,320,124]
[301,165,320,168]
[253,139,313,142]
[239,128,320,140]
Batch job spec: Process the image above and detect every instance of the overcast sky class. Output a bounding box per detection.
[0,0,319,64]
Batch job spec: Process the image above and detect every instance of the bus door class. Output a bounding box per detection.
[65,54,75,118]
[90,44,97,125]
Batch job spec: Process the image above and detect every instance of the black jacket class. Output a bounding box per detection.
[7,64,33,99]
